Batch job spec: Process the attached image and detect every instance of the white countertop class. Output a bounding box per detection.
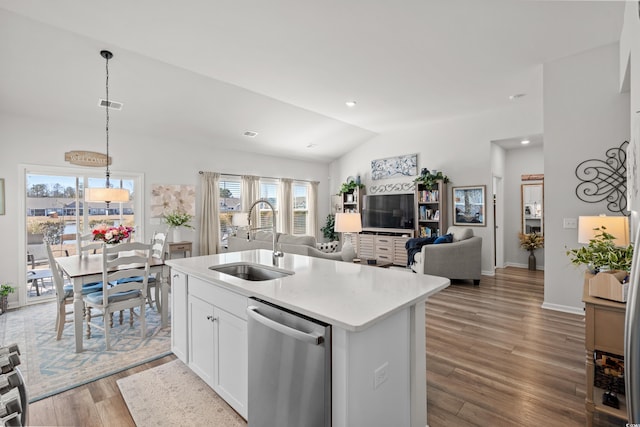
[166,249,450,331]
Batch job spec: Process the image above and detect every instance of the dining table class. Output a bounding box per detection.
[55,253,168,353]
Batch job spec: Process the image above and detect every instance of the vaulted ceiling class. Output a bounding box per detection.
[0,1,624,162]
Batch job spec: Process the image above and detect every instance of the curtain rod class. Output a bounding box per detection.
[198,170,317,184]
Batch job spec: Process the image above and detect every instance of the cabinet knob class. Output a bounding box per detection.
[206,315,213,321]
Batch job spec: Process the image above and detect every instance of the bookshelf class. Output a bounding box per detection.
[415,180,447,238]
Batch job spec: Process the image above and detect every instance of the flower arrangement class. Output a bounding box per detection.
[519,232,544,252]
[92,224,135,244]
[163,210,194,229]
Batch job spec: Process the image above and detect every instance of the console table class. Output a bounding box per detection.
[357,228,413,266]
[582,277,627,426]
[166,241,193,259]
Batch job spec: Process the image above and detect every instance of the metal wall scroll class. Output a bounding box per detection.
[575,141,629,215]
[369,182,415,194]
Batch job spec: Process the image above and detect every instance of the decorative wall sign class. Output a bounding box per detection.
[575,141,628,215]
[521,174,544,181]
[151,184,196,218]
[452,185,486,226]
[64,151,109,167]
[369,182,416,194]
[371,154,417,180]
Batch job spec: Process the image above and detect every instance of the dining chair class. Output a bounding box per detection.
[83,241,151,350]
[45,242,103,340]
[147,230,168,311]
[76,232,102,258]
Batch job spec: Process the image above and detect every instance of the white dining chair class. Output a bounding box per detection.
[83,241,151,350]
[146,230,168,311]
[45,242,103,340]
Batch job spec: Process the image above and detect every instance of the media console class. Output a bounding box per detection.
[356,228,414,266]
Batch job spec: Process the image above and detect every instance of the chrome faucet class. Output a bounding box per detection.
[247,199,284,265]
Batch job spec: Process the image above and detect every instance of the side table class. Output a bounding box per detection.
[166,241,192,259]
[583,276,627,426]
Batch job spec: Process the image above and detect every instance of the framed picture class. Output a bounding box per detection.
[0,178,4,215]
[370,153,417,180]
[452,185,486,226]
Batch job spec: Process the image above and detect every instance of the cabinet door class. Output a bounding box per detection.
[214,308,248,418]
[188,295,215,386]
[358,234,375,259]
[171,270,188,362]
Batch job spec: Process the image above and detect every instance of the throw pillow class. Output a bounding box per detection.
[434,234,453,244]
[316,241,339,253]
[447,226,473,241]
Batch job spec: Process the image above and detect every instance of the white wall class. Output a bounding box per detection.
[0,113,330,307]
[330,101,543,276]
[543,42,630,313]
[503,145,544,269]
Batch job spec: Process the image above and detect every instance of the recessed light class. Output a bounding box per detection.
[243,131,258,138]
[509,93,526,100]
[521,139,530,145]
[345,100,357,108]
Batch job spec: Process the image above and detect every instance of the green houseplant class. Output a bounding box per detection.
[566,227,633,273]
[414,169,449,190]
[0,284,14,314]
[320,214,338,242]
[339,179,363,195]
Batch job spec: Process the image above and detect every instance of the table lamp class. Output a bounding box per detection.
[578,215,629,247]
[335,212,362,258]
[232,212,249,237]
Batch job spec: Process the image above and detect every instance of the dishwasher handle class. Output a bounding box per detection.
[246,305,324,345]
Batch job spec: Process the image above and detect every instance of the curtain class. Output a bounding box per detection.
[199,172,220,255]
[308,181,319,239]
[279,178,293,234]
[241,175,260,229]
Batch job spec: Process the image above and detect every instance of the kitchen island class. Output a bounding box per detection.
[166,249,449,427]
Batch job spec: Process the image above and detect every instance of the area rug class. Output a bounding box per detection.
[0,301,171,402]
[118,359,246,426]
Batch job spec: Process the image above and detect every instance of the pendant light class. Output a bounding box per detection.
[85,50,130,207]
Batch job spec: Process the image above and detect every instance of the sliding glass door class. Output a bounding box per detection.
[22,165,142,304]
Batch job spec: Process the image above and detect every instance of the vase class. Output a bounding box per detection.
[0,296,7,315]
[528,251,536,271]
[173,228,182,243]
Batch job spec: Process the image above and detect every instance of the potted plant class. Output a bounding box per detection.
[163,210,194,242]
[339,179,363,195]
[0,284,15,314]
[414,169,449,190]
[320,214,338,242]
[519,232,544,271]
[566,227,633,273]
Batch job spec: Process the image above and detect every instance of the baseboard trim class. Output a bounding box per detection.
[541,301,584,316]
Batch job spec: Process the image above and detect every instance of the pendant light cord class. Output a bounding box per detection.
[104,52,111,189]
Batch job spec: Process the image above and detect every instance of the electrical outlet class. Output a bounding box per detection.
[374,362,389,389]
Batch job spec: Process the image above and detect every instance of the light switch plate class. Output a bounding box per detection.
[563,218,577,229]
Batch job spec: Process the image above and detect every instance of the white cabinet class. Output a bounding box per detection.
[187,276,248,419]
[171,270,188,362]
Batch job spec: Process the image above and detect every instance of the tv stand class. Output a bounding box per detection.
[357,228,415,266]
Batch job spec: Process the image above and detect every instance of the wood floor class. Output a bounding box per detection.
[27,268,621,426]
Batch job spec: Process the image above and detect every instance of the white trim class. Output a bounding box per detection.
[540,301,584,316]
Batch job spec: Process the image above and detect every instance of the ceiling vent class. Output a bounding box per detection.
[243,131,258,138]
[98,99,123,110]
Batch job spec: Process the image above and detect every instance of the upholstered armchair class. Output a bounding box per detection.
[410,226,482,286]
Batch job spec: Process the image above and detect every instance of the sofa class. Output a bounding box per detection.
[227,231,355,262]
[410,226,482,285]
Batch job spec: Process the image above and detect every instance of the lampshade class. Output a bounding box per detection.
[578,215,629,246]
[232,212,249,227]
[335,212,362,233]
[84,187,130,203]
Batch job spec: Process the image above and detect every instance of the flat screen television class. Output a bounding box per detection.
[361,193,415,229]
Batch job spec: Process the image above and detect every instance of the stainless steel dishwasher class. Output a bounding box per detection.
[246,297,331,427]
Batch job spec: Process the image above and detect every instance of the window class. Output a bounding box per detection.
[219,177,241,246]
[259,180,278,229]
[293,183,309,235]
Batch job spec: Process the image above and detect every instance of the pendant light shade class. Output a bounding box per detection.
[85,50,130,205]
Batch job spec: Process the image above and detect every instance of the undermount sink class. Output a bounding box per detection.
[209,262,294,281]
